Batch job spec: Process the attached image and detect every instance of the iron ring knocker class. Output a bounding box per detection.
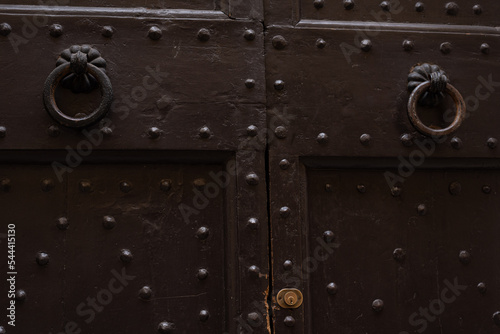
[407,63,466,137]
[43,45,113,128]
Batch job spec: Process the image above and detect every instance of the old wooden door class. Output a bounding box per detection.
[0,1,269,333]
[266,0,500,333]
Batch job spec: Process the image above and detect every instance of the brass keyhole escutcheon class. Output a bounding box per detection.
[277,288,303,309]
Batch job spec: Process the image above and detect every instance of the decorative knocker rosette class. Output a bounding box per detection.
[43,45,113,128]
[407,63,466,136]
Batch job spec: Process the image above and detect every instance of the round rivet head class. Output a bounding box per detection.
[283,260,293,270]
[36,252,50,266]
[139,286,152,300]
[247,312,260,322]
[0,126,6,137]
[274,80,285,90]
[480,43,490,54]
[197,28,211,41]
[317,132,328,144]
[0,22,12,36]
[284,316,295,327]
[56,217,69,230]
[102,216,116,229]
[199,126,211,139]
[325,183,333,192]
[79,180,92,193]
[199,309,210,322]
[279,159,291,170]
[343,0,355,10]
[246,173,259,185]
[380,1,390,11]
[244,29,256,41]
[248,265,260,277]
[100,126,113,136]
[245,79,256,89]
[440,42,452,54]
[360,133,371,145]
[120,249,133,263]
[193,178,206,189]
[148,127,161,139]
[326,282,338,295]
[49,24,63,37]
[148,26,162,40]
[246,125,258,137]
[279,206,291,218]
[402,40,414,52]
[372,299,384,312]
[487,137,497,149]
[160,179,172,192]
[482,185,491,194]
[357,184,366,193]
[445,2,459,15]
[102,25,114,37]
[400,133,414,146]
[477,282,487,294]
[15,289,26,302]
[1,178,11,192]
[158,322,174,333]
[272,35,288,50]
[473,4,483,15]
[0,326,5,334]
[274,126,288,139]
[196,226,210,240]
[391,186,402,197]
[459,250,471,264]
[120,181,132,193]
[197,268,209,280]
[47,125,60,137]
[323,230,335,243]
[247,218,259,230]
[314,0,324,9]
[393,248,406,262]
[316,38,326,48]
[449,181,461,195]
[41,178,55,192]
[360,39,372,51]
[493,311,500,327]
[417,204,427,216]
[415,2,425,12]
[450,136,462,149]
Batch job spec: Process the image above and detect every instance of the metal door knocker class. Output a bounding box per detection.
[407,63,466,136]
[43,45,113,128]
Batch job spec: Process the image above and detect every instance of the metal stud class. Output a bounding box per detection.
[0,23,12,36]
[274,126,288,139]
[393,248,406,262]
[244,29,256,41]
[36,252,50,266]
[316,132,328,144]
[440,42,452,54]
[245,173,259,186]
[160,179,172,192]
[245,79,256,89]
[449,181,461,195]
[380,1,390,11]
[450,136,462,149]
[102,25,114,38]
[391,186,402,197]
[102,216,116,229]
[119,181,132,193]
[197,28,210,41]
[402,40,414,52]
[246,125,258,137]
[372,299,384,312]
[445,2,459,15]
[323,230,335,242]
[147,127,161,139]
[49,24,63,37]
[196,226,210,240]
[1,178,11,192]
[326,282,338,295]
[325,183,333,192]
[0,126,6,137]
[316,38,326,49]
[247,312,260,322]
[343,0,355,10]
[15,289,26,302]
[199,309,210,322]
[0,326,5,334]
[314,0,324,9]
[487,137,497,149]
[473,4,483,15]
[272,35,288,50]
[279,159,291,170]
[480,43,490,54]
[283,260,293,270]
[120,249,133,263]
[274,80,285,90]
[400,133,414,146]
[360,39,372,52]
[477,282,487,294]
[56,217,69,230]
[417,203,427,216]
[459,250,471,264]
[247,217,259,230]
[359,133,371,145]
[284,316,296,327]
[41,178,55,192]
[47,125,60,137]
[493,311,500,327]
[357,184,366,193]
[197,268,209,280]
[248,265,260,277]
[279,206,291,218]
[193,178,206,189]
[482,185,491,194]
[199,126,211,139]
[157,322,174,333]
[415,2,425,12]
[79,180,93,193]
[100,126,113,136]
[138,286,152,300]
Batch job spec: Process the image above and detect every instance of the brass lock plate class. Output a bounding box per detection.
[277,288,303,309]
